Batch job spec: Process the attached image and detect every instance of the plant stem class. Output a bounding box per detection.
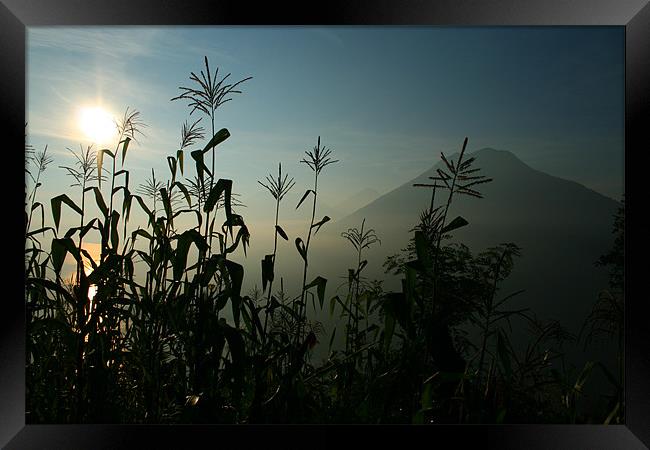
[297,171,318,345]
[76,177,87,285]
[263,196,281,339]
[26,167,43,234]
[205,108,216,256]
[353,222,363,358]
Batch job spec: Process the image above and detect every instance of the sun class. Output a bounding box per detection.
[78,106,117,144]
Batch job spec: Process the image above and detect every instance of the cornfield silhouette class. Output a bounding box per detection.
[24,57,623,424]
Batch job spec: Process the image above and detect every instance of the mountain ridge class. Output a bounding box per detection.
[336,147,619,226]
[313,147,620,339]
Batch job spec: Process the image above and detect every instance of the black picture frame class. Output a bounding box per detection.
[2,1,648,448]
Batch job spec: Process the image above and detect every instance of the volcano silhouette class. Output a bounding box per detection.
[326,147,621,336]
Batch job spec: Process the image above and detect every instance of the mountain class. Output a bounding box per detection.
[241,147,620,377]
[322,148,621,337]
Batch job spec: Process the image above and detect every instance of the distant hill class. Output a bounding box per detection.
[323,147,621,336]
[241,147,621,378]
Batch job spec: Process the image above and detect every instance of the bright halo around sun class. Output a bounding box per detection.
[79,106,117,144]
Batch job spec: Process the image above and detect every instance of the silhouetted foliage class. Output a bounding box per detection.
[24,58,622,425]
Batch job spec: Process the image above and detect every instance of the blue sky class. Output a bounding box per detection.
[27,26,624,235]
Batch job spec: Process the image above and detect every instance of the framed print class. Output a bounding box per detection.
[2,0,649,448]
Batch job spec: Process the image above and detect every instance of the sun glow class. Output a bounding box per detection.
[78,106,117,144]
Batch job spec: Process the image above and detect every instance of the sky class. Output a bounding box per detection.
[26,26,624,256]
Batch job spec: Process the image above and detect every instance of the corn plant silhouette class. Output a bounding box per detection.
[335,219,381,411]
[258,162,296,338]
[26,145,53,232]
[340,219,380,358]
[59,144,106,286]
[26,57,254,423]
[25,145,55,281]
[24,60,617,426]
[295,136,338,348]
[379,138,499,423]
[96,107,145,260]
[167,61,254,418]
[171,56,252,256]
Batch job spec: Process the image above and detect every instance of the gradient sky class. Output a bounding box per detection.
[27,26,624,235]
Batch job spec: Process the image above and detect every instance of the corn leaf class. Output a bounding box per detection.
[173,229,208,281]
[304,276,327,310]
[50,194,83,231]
[296,189,314,210]
[121,137,131,166]
[275,225,288,241]
[177,150,184,174]
[295,237,307,263]
[261,254,274,292]
[202,128,230,153]
[204,179,232,223]
[441,216,469,234]
[311,215,330,235]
